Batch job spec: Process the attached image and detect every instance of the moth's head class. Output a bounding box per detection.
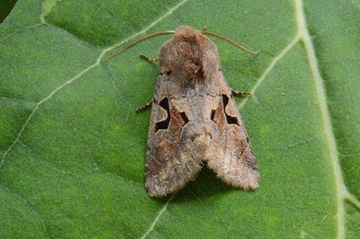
[158,26,216,84]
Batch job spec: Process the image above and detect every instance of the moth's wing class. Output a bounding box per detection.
[145,95,203,197]
[206,74,259,190]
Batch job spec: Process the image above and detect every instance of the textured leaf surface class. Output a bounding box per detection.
[1,0,359,238]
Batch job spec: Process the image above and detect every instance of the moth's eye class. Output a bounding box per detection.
[159,70,171,77]
[222,94,239,125]
[218,68,222,72]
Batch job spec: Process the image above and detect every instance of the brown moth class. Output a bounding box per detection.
[140,26,259,197]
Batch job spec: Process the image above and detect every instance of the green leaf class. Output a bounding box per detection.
[1,0,359,238]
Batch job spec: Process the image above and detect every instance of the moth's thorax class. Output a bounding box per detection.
[158,26,220,84]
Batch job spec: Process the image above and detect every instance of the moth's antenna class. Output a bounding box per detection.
[102,30,175,62]
[202,29,259,55]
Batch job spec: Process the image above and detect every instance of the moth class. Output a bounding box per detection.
[133,26,260,197]
[106,26,260,197]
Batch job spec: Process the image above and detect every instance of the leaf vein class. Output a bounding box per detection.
[295,0,346,238]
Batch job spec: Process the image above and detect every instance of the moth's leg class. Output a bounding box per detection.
[231,90,251,97]
[136,99,153,113]
[136,54,157,112]
[139,54,159,63]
